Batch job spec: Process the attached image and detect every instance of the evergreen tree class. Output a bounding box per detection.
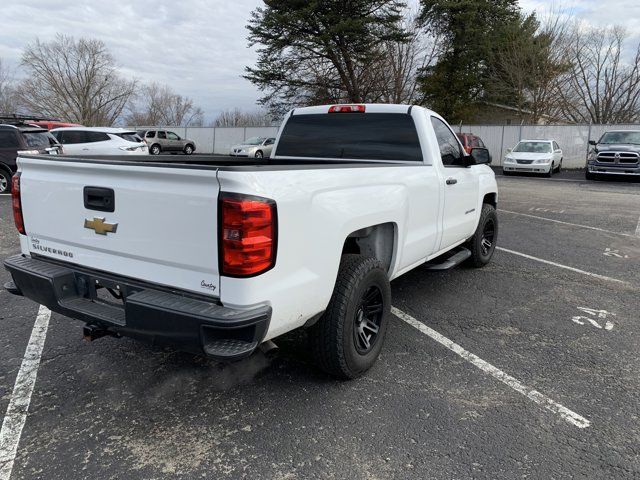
[417,0,521,121]
[244,0,408,116]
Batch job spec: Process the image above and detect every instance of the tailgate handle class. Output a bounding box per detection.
[84,187,115,212]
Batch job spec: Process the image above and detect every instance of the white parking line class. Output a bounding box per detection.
[496,247,627,284]
[500,209,639,239]
[392,307,591,429]
[0,306,51,480]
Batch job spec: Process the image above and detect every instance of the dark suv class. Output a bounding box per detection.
[586,130,640,180]
[0,124,63,193]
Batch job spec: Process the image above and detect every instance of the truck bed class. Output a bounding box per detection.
[23,154,411,171]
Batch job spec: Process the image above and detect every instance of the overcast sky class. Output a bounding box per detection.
[2,1,639,122]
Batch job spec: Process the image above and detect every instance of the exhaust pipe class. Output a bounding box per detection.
[259,339,279,357]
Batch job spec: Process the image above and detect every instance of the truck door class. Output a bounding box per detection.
[430,117,480,249]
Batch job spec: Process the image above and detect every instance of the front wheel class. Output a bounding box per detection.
[546,164,554,177]
[309,255,391,379]
[556,159,563,173]
[255,150,264,159]
[184,144,194,155]
[466,204,498,268]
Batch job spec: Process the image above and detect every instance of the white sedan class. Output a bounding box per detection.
[503,139,563,176]
[51,127,148,155]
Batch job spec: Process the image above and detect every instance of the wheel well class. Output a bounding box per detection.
[483,192,497,208]
[0,164,13,179]
[341,223,396,274]
[185,143,194,149]
[151,143,161,150]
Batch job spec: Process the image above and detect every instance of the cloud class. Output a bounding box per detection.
[2,0,639,122]
[0,0,264,121]
[519,0,640,38]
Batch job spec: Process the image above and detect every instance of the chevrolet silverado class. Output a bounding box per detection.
[4,104,498,379]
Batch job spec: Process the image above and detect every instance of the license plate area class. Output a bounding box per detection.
[81,275,127,310]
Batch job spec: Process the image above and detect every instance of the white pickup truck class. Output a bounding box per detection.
[5,104,498,379]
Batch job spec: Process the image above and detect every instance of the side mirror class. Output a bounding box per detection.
[467,147,491,166]
[588,140,597,146]
[506,148,512,153]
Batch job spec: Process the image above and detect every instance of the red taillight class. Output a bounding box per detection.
[220,193,276,277]
[328,104,366,113]
[12,173,26,235]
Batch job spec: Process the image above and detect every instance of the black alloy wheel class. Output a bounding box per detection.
[353,286,384,354]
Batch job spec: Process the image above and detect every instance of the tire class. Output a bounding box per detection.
[255,150,264,159]
[466,204,498,268]
[150,144,161,155]
[585,169,597,181]
[502,169,511,176]
[0,169,11,194]
[184,144,194,155]
[309,254,391,379]
[556,159,563,173]
[546,163,554,177]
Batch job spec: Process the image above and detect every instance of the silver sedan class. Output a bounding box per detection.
[229,137,275,158]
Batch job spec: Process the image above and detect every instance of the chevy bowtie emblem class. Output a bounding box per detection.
[84,217,118,235]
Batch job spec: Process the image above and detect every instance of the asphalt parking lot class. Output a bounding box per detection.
[1,174,639,480]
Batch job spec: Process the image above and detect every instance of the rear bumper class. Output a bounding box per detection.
[4,254,271,361]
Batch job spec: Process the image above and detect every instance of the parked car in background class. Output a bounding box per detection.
[229,137,276,158]
[456,132,486,155]
[0,124,63,193]
[52,127,148,155]
[29,120,81,130]
[137,129,196,155]
[586,130,640,180]
[503,139,563,177]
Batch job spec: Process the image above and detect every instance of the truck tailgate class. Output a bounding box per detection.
[18,157,221,297]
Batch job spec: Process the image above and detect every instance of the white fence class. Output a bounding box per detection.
[130,123,640,169]
[459,124,640,168]
[128,126,280,155]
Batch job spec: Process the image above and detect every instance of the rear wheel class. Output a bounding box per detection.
[150,144,161,155]
[310,254,391,379]
[466,204,498,268]
[0,169,10,194]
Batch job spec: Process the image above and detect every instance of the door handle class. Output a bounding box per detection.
[446,178,458,185]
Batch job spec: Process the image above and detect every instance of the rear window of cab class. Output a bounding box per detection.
[276,113,422,162]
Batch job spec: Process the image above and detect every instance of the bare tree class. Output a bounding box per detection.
[0,59,19,113]
[213,108,274,127]
[556,25,640,124]
[377,12,442,104]
[17,35,136,126]
[126,82,204,126]
[486,10,572,123]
